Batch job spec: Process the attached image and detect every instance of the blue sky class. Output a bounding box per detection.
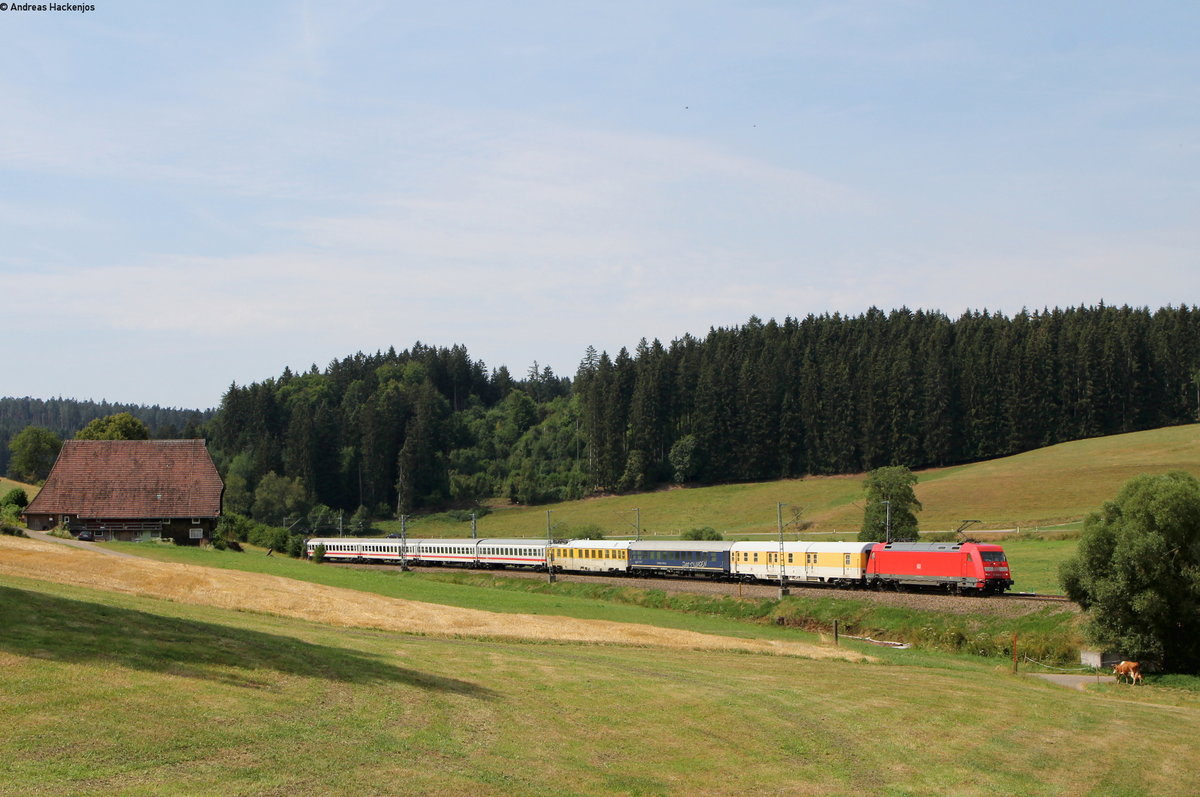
[2,1,1197,409]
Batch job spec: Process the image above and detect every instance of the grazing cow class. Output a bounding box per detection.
[1113,661,1143,685]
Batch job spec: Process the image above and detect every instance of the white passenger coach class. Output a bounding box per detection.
[306,537,548,569]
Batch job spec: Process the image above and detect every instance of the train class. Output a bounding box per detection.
[305,537,1014,595]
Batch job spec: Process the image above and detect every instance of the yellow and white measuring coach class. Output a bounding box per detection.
[728,541,873,587]
[547,539,633,573]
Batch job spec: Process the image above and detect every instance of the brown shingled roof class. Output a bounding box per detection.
[26,440,223,519]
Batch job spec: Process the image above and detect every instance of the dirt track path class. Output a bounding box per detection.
[20,529,142,558]
[340,562,1074,618]
[1030,673,1117,690]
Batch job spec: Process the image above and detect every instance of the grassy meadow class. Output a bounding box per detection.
[0,476,37,500]
[3,569,1200,796]
[995,537,1081,594]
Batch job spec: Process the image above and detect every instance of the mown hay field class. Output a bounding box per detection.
[3,545,1200,795]
[0,537,861,662]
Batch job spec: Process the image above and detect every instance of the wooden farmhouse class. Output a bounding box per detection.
[23,439,224,544]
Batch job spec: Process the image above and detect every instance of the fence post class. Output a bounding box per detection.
[1012,632,1019,674]
[834,619,840,646]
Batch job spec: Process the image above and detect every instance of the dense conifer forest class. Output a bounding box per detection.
[7,305,1200,523]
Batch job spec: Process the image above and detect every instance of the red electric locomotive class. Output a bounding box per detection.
[866,541,1013,595]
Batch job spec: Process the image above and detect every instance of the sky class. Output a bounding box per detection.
[2,1,1197,410]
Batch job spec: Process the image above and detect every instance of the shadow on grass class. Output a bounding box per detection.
[0,585,496,698]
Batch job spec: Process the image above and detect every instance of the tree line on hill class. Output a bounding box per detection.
[0,397,211,476]
[6,304,1200,528]
[204,303,1200,525]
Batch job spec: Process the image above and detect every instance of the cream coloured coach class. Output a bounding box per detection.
[729,541,873,586]
[547,539,634,573]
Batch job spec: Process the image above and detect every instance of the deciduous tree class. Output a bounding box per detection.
[1060,471,1200,672]
[7,426,62,483]
[858,465,921,542]
[75,412,150,440]
[251,471,309,523]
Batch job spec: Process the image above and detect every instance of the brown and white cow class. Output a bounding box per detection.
[1113,660,1143,685]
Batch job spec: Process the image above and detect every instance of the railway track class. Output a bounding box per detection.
[333,562,1077,616]
[1002,592,1072,603]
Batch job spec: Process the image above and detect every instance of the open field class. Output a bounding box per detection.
[86,536,1083,662]
[388,424,1200,539]
[995,538,1081,594]
[0,536,859,662]
[3,541,1200,795]
[0,476,38,500]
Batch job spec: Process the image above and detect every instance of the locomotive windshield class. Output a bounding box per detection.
[980,551,1007,562]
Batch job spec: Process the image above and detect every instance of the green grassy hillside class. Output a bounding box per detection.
[399,424,1200,539]
[0,476,37,500]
